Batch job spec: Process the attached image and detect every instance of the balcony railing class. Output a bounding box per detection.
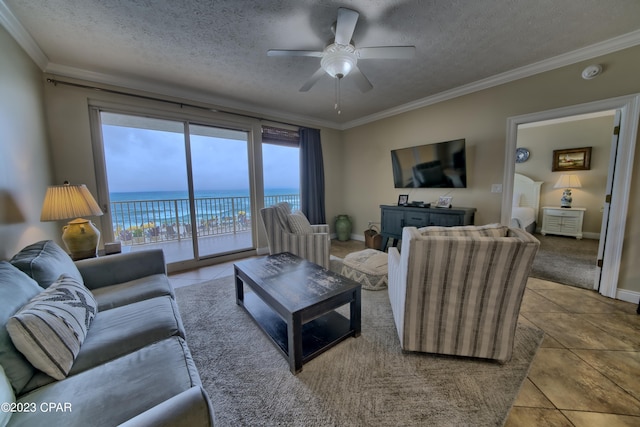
[111,194,299,246]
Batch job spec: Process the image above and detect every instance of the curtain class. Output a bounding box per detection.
[299,127,326,224]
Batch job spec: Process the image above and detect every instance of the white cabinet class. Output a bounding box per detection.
[540,207,586,239]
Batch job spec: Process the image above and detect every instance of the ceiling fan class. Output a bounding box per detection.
[268,7,415,99]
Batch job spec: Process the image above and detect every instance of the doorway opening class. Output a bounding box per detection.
[514,111,615,290]
[502,94,640,301]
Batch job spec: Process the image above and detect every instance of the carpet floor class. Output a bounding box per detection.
[530,234,599,290]
[176,276,544,426]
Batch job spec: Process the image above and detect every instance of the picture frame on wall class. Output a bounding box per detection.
[397,194,409,206]
[552,147,592,171]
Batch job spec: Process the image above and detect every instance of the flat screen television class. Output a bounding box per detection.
[391,139,467,188]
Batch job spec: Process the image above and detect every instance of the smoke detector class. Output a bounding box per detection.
[581,64,602,80]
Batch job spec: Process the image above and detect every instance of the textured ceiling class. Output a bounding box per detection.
[4,0,640,128]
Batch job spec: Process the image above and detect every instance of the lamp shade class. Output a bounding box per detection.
[40,183,103,221]
[554,174,582,189]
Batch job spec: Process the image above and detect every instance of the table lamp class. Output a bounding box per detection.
[554,174,582,208]
[40,182,104,260]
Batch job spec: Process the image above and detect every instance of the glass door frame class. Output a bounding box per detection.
[88,101,263,272]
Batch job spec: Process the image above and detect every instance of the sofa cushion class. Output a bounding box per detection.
[20,295,185,393]
[0,364,14,427]
[9,337,202,427]
[288,211,313,234]
[10,240,83,289]
[91,273,174,311]
[0,261,42,395]
[419,223,508,238]
[7,274,97,380]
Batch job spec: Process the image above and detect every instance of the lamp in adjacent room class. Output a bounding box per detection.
[40,182,104,260]
[554,174,582,208]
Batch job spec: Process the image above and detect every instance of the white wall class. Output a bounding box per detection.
[342,45,640,293]
[0,26,56,259]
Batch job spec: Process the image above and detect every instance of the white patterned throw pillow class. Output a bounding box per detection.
[288,211,313,234]
[7,274,98,380]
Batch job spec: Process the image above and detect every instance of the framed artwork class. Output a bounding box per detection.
[552,147,592,171]
[397,194,409,206]
[435,196,452,208]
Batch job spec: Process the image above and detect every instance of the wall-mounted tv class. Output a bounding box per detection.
[391,139,467,188]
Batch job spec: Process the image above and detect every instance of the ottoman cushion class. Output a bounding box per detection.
[341,249,388,291]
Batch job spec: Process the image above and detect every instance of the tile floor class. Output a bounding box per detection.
[169,239,640,427]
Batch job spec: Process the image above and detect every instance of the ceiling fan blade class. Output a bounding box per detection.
[299,67,326,92]
[358,46,416,60]
[268,49,323,57]
[350,66,373,93]
[335,8,359,45]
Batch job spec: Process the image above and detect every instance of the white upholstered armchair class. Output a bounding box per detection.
[259,202,331,269]
[388,224,540,362]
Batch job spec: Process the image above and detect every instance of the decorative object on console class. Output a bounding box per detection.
[515,147,530,163]
[334,214,353,241]
[40,182,104,260]
[435,196,453,208]
[554,174,582,208]
[552,147,592,171]
[397,194,409,205]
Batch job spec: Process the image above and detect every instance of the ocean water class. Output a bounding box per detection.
[109,188,299,231]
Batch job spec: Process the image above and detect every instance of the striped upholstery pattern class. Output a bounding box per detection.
[260,202,331,268]
[388,226,539,362]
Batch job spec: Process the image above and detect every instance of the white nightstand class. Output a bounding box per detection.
[540,207,586,239]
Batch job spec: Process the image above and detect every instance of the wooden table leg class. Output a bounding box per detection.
[234,266,244,306]
[288,312,303,374]
[351,287,362,337]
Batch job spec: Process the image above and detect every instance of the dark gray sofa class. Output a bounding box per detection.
[0,241,214,427]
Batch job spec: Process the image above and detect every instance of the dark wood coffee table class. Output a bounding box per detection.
[234,252,361,374]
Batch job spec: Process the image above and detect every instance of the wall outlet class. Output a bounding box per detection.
[491,184,503,193]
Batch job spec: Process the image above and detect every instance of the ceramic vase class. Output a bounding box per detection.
[335,215,352,241]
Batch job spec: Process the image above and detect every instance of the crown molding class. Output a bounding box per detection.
[340,29,640,130]
[46,63,341,130]
[0,0,48,69]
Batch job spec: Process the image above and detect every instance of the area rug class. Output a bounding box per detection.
[530,233,599,289]
[176,276,544,427]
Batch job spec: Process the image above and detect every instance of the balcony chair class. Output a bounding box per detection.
[259,202,331,269]
[388,225,540,363]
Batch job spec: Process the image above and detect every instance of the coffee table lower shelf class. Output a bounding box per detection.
[242,292,354,369]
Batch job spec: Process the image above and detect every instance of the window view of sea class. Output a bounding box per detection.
[109,188,300,234]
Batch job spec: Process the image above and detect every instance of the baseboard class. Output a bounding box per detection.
[616,288,640,304]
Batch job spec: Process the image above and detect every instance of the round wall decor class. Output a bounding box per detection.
[516,147,530,163]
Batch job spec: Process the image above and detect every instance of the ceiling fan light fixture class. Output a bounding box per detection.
[321,43,357,78]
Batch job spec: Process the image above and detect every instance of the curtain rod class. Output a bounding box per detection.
[46,78,315,130]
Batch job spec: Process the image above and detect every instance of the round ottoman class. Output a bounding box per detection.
[340,249,388,291]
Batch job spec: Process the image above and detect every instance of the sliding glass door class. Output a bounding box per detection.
[189,124,252,258]
[97,111,254,265]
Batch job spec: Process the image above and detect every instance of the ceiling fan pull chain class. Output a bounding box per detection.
[335,77,342,115]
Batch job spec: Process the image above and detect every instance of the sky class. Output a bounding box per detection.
[102,124,300,193]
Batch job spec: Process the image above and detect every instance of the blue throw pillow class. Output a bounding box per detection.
[10,240,83,288]
[0,261,42,394]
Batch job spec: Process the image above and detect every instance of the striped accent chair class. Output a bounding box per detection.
[260,202,331,269]
[388,225,540,362]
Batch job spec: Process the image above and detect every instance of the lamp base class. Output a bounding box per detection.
[62,218,100,260]
[560,189,573,208]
